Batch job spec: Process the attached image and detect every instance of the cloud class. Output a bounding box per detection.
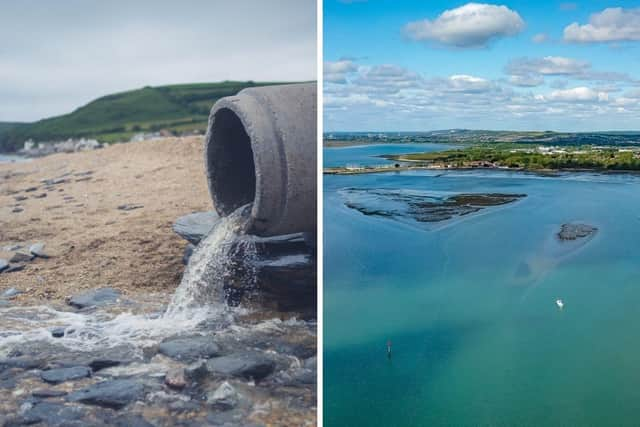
[403,3,525,48]
[509,75,545,87]
[506,56,589,76]
[532,33,549,43]
[324,60,358,83]
[324,60,639,131]
[546,87,609,102]
[0,0,316,121]
[564,7,640,43]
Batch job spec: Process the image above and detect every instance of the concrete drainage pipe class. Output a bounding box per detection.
[204,83,317,237]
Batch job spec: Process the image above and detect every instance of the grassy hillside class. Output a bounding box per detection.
[0,81,293,152]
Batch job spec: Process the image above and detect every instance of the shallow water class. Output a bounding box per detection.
[324,164,640,426]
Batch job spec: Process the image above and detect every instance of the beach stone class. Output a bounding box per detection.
[67,379,144,409]
[0,259,8,272]
[173,211,220,245]
[185,361,209,382]
[165,368,187,389]
[158,335,221,362]
[0,357,46,372]
[558,223,597,241]
[13,195,28,201]
[2,287,22,298]
[50,327,66,338]
[183,243,196,265]
[29,242,49,258]
[11,207,24,213]
[89,358,124,372]
[111,414,155,427]
[206,352,275,381]
[24,186,38,192]
[117,203,144,211]
[33,193,47,198]
[9,252,33,263]
[5,264,26,273]
[32,389,68,398]
[19,401,86,426]
[206,381,238,410]
[68,287,120,309]
[41,366,91,384]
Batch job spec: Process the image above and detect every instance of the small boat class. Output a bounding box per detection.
[556,299,564,309]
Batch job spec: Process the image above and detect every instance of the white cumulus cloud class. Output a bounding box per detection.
[564,7,640,43]
[548,87,609,102]
[403,3,525,48]
[324,60,359,83]
[506,56,589,76]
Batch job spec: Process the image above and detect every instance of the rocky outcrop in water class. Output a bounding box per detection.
[557,223,598,241]
[343,189,526,224]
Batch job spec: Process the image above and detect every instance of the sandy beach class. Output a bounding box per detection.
[0,137,210,305]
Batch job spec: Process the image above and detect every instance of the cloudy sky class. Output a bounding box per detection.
[0,0,316,122]
[324,0,640,132]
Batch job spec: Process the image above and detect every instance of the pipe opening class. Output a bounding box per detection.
[208,108,256,215]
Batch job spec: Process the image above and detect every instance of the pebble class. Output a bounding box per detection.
[50,327,65,338]
[29,242,48,258]
[158,335,221,362]
[117,203,144,211]
[206,381,239,410]
[9,252,33,263]
[68,287,120,309]
[67,379,144,409]
[206,352,275,382]
[164,368,187,389]
[40,366,91,384]
[2,287,22,299]
[0,259,8,272]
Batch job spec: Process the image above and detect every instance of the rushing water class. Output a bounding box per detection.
[324,146,640,426]
[0,204,257,356]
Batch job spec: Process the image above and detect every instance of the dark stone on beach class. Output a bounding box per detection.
[558,223,598,241]
[111,414,155,427]
[41,177,69,186]
[183,243,196,265]
[24,186,38,192]
[158,335,221,362]
[13,195,28,201]
[41,366,91,384]
[117,203,144,211]
[165,368,187,389]
[32,389,68,398]
[5,264,26,273]
[29,242,48,258]
[11,206,23,213]
[75,177,92,182]
[50,327,66,338]
[173,211,220,245]
[68,287,120,309]
[9,252,34,263]
[206,381,239,410]
[0,259,9,272]
[206,352,275,381]
[2,287,21,298]
[67,379,144,409]
[74,171,94,177]
[18,401,87,426]
[185,361,209,382]
[89,358,123,372]
[33,192,47,198]
[0,357,46,372]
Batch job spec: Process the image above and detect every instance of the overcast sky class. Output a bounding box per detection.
[0,0,316,122]
[325,0,640,132]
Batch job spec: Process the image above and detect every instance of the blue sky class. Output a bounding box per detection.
[324,0,640,131]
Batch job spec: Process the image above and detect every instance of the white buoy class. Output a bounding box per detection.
[556,299,564,309]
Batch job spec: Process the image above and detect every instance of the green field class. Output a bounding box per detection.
[390,144,640,171]
[0,81,297,152]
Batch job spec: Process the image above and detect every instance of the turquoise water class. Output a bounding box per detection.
[323,143,457,168]
[324,147,640,426]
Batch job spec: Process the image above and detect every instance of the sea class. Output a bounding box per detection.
[324,144,640,426]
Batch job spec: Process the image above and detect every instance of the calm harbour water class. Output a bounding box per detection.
[324,145,640,426]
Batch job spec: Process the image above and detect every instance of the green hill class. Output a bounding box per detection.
[0,81,293,152]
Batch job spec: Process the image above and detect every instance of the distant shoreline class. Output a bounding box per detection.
[324,163,640,176]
